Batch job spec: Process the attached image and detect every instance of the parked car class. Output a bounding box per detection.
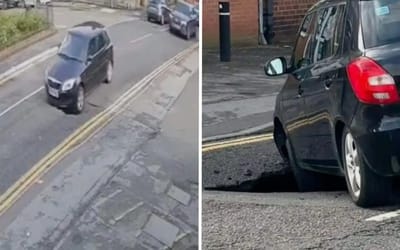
[45,22,113,114]
[146,0,172,25]
[265,0,400,207]
[169,1,198,40]
[0,0,20,9]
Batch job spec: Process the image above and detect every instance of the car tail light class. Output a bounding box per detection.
[346,57,400,105]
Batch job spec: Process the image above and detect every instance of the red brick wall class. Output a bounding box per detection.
[202,0,317,47]
[273,0,317,43]
[203,0,259,47]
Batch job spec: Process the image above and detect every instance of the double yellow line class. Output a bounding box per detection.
[0,44,198,217]
[202,133,274,153]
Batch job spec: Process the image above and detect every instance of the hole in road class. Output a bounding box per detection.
[205,169,347,193]
[203,137,347,193]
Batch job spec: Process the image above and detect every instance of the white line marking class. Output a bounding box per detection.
[0,47,57,86]
[366,210,400,222]
[160,27,169,32]
[55,25,67,29]
[100,8,116,13]
[130,33,152,44]
[0,87,43,118]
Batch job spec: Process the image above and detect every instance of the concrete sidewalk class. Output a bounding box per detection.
[0,49,198,250]
[202,46,291,141]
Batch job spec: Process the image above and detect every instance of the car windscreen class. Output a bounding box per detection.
[175,3,191,16]
[361,0,400,48]
[58,33,88,62]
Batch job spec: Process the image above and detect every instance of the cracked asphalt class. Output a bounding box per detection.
[202,136,400,250]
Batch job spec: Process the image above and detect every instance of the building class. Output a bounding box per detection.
[203,0,318,47]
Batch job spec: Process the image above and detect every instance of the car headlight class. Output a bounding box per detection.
[61,77,79,91]
[181,20,187,26]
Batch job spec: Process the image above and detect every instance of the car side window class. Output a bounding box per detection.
[291,12,318,71]
[88,38,97,57]
[97,34,106,51]
[312,5,346,62]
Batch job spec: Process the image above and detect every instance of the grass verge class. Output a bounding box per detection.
[0,11,47,50]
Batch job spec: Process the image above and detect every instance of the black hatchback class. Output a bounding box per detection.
[266,0,400,207]
[45,22,114,114]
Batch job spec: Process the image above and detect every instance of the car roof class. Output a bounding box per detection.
[68,21,105,38]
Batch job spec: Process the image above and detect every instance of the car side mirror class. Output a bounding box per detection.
[264,57,287,76]
[87,55,94,63]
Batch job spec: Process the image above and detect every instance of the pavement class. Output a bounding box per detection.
[0,42,198,250]
[202,135,400,249]
[202,46,291,141]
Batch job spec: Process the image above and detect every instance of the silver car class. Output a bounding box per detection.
[146,0,171,25]
[169,1,198,40]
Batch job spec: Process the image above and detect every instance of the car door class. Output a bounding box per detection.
[282,12,318,163]
[301,4,346,170]
[94,33,108,83]
[86,35,105,88]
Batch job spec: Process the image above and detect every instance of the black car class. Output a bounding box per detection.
[169,1,198,40]
[265,0,400,207]
[45,22,113,114]
[146,0,172,25]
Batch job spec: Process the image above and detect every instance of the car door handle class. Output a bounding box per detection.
[324,78,333,89]
[297,86,304,97]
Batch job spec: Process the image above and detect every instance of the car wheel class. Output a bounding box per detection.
[67,85,84,114]
[104,61,113,83]
[147,16,151,22]
[342,128,393,207]
[186,26,191,40]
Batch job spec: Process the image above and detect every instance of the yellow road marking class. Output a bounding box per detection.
[202,133,273,153]
[0,44,198,217]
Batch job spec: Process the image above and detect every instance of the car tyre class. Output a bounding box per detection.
[66,84,84,114]
[147,16,151,22]
[160,15,165,25]
[341,128,393,207]
[104,61,113,83]
[186,26,191,40]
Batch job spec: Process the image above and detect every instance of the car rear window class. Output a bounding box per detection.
[361,0,400,48]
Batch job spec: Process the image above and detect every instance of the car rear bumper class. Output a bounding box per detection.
[352,105,400,176]
[147,12,161,21]
[170,22,187,35]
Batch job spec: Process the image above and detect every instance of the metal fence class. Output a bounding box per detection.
[26,3,54,28]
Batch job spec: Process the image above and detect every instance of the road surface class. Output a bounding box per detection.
[202,135,400,249]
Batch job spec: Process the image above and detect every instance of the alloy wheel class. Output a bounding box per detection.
[344,132,361,198]
[106,62,113,83]
[77,86,84,112]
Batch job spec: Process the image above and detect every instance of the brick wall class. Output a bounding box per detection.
[203,0,259,47]
[273,0,317,43]
[203,0,317,47]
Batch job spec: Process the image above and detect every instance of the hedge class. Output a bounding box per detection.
[0,12,47,50]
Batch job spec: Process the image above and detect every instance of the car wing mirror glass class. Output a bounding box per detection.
[264,57,287,76]
[87,55,94,63]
